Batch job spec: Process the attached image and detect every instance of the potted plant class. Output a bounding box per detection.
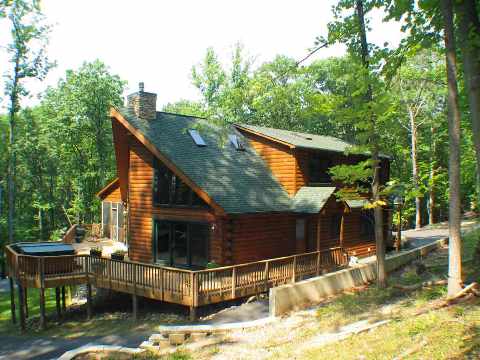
[90,246,102,257]
[111,250,127,261]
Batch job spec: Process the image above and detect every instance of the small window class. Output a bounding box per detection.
[229,134,245,151]
[188,129,206,146]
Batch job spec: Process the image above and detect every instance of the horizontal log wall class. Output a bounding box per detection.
[243,133,297,196]
[129,138,154,263]
[103,186,122,202]
[229,213,296,264]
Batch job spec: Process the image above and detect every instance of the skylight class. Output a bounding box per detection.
[229,134,245,151]
[188,129,206,147]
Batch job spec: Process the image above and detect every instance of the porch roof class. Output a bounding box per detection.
[292,186,336,214]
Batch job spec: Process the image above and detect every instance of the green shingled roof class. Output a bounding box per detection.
[292,187,336,214]
[345,199,369,209]
[237,124,353,153]
[237,124,391,158]
[118,108,292,214]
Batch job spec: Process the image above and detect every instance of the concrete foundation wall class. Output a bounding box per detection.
[269,238,448,317]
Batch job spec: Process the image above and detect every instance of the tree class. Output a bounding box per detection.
[441,0,463,296]
[40,61,125,224]
[392,51,445,228]
[455,0,480,210]
[325,0,390,287]
[3,0,53,243]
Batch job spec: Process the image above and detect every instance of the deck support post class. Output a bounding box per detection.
[9,277,16,324]
[39,287,46,330]
[61,286,66,312]
[132,294,138,321]
[86,283,92,319]
[55,287,61,318]
[189,306,197,322]
[17,282,26,332]
[39,258,46,331]
[24,287,28,319]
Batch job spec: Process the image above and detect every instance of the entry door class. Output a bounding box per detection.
[111,204,118,242]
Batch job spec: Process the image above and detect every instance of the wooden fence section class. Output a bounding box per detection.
[6,245,348,308]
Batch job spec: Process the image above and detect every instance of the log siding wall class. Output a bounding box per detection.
[245,133,297,195]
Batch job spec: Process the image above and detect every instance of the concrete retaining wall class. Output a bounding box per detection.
[269,238,448,317]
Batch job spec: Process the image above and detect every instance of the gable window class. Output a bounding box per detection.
[309,155,333,184]
[153,160,207,207]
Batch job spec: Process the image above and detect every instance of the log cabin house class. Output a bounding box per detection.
[109,84,391,269]
[6,83,393,329]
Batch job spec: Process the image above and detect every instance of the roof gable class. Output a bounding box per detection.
[114,107,292,214]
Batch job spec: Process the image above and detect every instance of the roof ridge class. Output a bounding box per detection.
[157,111,208,120]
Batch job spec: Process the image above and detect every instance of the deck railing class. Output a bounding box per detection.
[5,245,348,308]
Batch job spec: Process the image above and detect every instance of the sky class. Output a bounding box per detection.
[0,0,404,110]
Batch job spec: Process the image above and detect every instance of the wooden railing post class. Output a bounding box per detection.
[107,259,112,289]
[264,261,269,291]
[132,263,138,321]
[292,256,297,283]
[189,272,197,321]
[231,267,237,299]
[316,251,321,276]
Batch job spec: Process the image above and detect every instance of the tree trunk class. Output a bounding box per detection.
[456,0,480,211]
[355,0,386,288]
[7,55,20,245]
[441,0,463,296]
[429,125,437,225]
[410,109,422,229]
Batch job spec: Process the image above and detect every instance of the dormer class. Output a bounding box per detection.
[235,124,390,196]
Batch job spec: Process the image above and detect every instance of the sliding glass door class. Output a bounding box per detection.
[153,220,209,269]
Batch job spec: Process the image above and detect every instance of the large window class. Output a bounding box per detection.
[153,160,207,207]
[309,155,333,184]
[153,220,209,269]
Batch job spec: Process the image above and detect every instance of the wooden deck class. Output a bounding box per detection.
[6,244,348,329]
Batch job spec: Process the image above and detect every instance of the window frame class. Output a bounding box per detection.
[152,158,208,208]
[308,154,333,185]
[152,219,210,269]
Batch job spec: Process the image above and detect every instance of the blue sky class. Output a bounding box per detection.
[0,0,403,110]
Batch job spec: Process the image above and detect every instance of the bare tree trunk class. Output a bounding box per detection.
[410,109,422,229]
[441,0,463,296]
[429,125,437,225]
[456,0,480,210]
[355,0,386,287]
[7,55,20,245]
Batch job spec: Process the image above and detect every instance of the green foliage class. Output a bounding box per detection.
[0,60,125,242]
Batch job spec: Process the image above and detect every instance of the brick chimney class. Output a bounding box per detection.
[127,82,157,120]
